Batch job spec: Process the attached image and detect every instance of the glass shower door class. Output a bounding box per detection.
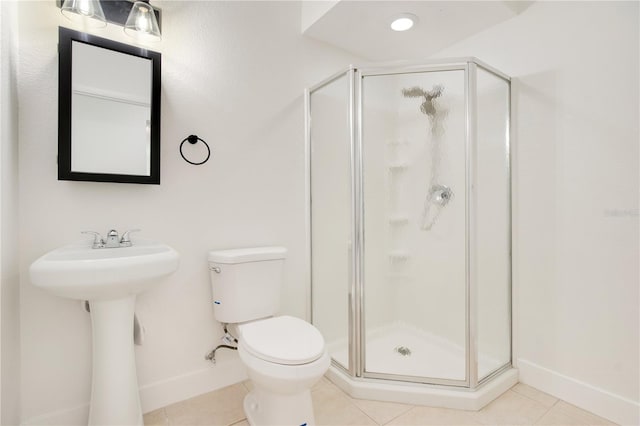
[360,69,468,383]
[475,67,511,381]
[309,72,352,372]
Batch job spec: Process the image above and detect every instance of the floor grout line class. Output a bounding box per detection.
[510,384,560,412]
[145,378,616,426]
[381,405,416,426]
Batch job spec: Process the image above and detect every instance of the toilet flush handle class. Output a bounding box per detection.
[209,266,221,273]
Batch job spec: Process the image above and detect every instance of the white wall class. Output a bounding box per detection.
[300,0,339,33]
[0,0,20,424]
[16,1,355,423]
[432,2,639,424]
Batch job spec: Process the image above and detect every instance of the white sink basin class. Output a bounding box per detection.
[29,238,179,425]
[30,239,179,300]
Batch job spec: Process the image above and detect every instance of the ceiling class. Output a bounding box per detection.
[302,1,533,61]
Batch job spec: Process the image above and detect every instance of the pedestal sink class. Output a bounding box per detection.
[30,239,179,426]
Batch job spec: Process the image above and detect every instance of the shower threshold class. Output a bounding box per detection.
[325,322,517,410]
[326,365,518,411]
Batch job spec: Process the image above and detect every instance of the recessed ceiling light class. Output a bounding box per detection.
[390,13,418,32]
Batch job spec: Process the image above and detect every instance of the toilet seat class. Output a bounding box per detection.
[239,315,325,365]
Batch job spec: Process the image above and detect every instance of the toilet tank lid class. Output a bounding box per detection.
[208,246,287,264]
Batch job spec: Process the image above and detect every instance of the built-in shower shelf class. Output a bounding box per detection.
[388,251,410,261]
[389,216,409,225]
[386,273,410,281]
[388,162,409,171]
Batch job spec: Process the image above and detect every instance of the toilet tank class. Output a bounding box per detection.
[208,246,287,324]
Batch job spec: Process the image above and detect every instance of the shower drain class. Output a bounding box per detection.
[394,346,412,356]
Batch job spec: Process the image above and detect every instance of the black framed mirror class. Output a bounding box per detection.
[58,27,161,184]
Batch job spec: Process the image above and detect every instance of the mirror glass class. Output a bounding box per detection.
[59,27,161,184]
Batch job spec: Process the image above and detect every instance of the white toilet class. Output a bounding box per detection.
[208,247,330,426]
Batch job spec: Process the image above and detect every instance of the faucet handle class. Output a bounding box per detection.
[120,229,141,247]
[82,231,105,249]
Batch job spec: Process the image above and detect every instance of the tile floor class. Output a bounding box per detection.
[143,377,616,426]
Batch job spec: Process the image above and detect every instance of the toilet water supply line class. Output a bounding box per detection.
[205,323,238,364]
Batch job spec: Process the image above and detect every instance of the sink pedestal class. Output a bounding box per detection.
[89,295,142,426]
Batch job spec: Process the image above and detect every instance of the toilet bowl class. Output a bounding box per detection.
[208,247,330,425]
[237,316,331,425]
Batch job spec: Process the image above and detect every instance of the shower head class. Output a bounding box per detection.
[402,86,428,98]
[402,85,443,100]
[402,84,444,117]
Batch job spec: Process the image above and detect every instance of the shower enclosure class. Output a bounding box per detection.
[306,58,515,406]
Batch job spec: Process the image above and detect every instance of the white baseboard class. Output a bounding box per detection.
[22,357,247,425]
[21,404,89,426]
[517,358,639,425]
[140,357,247,413]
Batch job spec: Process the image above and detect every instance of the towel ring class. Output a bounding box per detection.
[180,135,210,165]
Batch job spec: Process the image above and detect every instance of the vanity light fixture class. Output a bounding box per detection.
[58,0,162,42]
[60,0,106,27]
[390,13,418,32]
[124,0,162,42]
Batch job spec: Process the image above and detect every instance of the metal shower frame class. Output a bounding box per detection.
[305,57,512,390]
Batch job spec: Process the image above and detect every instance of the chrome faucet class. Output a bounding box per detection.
[119,229,140,247]
[82,229,141,249]
[82,231,106,249]
[105,229,120,248]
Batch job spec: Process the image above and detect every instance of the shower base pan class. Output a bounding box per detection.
[330,322,504,380]
[326,366,518,411]
[325,323,518,410]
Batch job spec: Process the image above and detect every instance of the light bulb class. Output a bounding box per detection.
[135,7,151,33]
[60,0,106,27]
[390,13,418,32]
[77,0,91,16]
[124,1,162,42]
